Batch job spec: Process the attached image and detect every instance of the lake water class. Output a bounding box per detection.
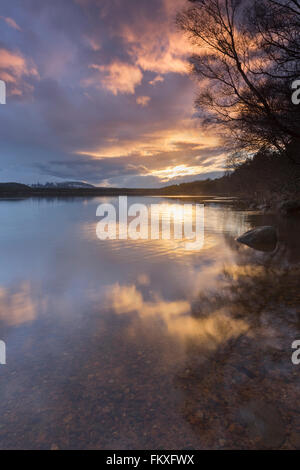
[0,196,299,449]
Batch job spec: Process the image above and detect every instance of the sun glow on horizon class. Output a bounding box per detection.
[73,125,223,185]
[151,164,205,181]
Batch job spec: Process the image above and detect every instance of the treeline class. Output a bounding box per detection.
[163,148,300,200]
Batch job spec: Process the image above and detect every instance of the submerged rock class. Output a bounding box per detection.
[238,401,286,449]
[237,226,277,252]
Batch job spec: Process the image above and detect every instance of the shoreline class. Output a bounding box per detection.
[0,185,235,200]
[0,186,299,219]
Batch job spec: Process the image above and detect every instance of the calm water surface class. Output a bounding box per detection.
[0,196,299,449]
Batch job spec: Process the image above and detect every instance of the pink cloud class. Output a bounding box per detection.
[85,61,143,95]
[0,48,39,97]
[82,0,190,96]
[136,95,151,107]
[0,16,22,31]
[149,75,164,86]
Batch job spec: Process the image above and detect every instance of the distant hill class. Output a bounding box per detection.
[0,179,224,198]
[0,182,33,192]
[32,181,95,189]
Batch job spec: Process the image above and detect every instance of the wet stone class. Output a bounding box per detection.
[237,401,286,449]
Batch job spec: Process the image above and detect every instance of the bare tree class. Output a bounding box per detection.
[251,0,300,80]
[177,0,300,161]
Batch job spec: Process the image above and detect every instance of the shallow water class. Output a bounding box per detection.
[0,196,299,449]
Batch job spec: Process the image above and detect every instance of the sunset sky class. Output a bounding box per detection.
[0,0,226,187]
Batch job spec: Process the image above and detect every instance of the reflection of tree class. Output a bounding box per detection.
[175,248,300,449]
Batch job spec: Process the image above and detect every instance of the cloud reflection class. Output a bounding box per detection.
[0,282,37,326]
[105,282,248,352]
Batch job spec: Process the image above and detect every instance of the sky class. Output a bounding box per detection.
[0,0,226,187]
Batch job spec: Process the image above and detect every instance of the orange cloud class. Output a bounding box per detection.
[120,24,190,76]
[82,0,191,96]
[136,95,151,107]
[151,164,209,181]
[117,0,191,77]
[85,61,143,95]
[0,71,16,83]
[149,74,164,86]
[0,49,28,76]
[0,48,39,96]
[75,119,222,168]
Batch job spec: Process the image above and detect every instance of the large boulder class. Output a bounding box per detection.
[237,226,277,252]
[278,200,300,216]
